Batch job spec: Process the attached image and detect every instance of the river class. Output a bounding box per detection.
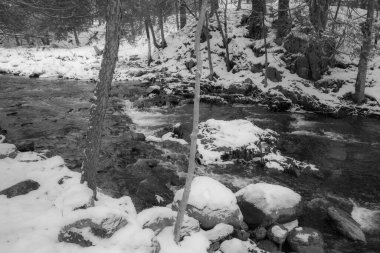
[0,75,379,252]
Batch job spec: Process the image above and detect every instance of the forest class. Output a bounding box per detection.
[1,1,380,253]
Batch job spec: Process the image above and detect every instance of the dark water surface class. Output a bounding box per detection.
[1,75,379,252]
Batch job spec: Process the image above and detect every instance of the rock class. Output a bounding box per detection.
[0,180,40,198]
[265,90,292,112]
[257,240,280,253]
[327,206,366,242]
[251,63,264,73]
[284,32,309,54]
[286,227,324,253]
[185,60,196,70]
[325,193,354,214]
[314,79,345,93]
[220,238,262,253]
[205,223,234,243]
[267,224,288,244]
[236,183,302,229]
[58,216,128,246]
[282,219,299,232]
[0,143,17,158]
[16,141,35,152]
[91,215,129,238]
[294,55,310,79]
[136,176,174,207]
[197,119,273,165]
[137,207,199,239]
[232,229,250,241]
[266,66,282,82]
[253,227,267,240]
[172,176,244,229]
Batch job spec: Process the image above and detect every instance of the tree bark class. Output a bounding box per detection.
[81,0,121,199]
[175,0,180,30]
[158,8,167,48]
[277,0,291,38]
[237,0,242,10]
[145,20,153,66]
[210,0,219,17]
[180,0,187,28]
[205,11,214,80]
[147,18,162,49]
[73,28,81,46]
[248,0,266,39]
[309,0,330,33]
[355,0,375,104]
[173,0,208,244]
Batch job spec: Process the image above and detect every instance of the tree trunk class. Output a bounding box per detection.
[158,8,167,48]
[205,11,214,80]
[180,0,187,28]
[147,18,162,49]
[175,0,180,30]
[15,36,21,46]
[73,28,81,46]
[81,0,121,199]
[210,0,219,17]
[145,20,153,66]
[237,0,242,10]
[223,0,232,71]
[309,0,330,33]
[248,0,266,39]
[332,0,342,32]
[277,0,291,38]
[355,0,375,104]
[173,0,208,244]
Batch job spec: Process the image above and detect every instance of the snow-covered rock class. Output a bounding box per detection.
[137,206,200,238]
[267,224,288,244]
[220,238,266,253]
[235,183,302,228]
[204,223,234,243]
[197,119,275,165]
[286,227,324,253]
[327,206,366,242]
[173,176,244,229]
[0,143,17,157]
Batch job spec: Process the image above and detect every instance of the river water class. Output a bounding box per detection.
[0,75,379,252]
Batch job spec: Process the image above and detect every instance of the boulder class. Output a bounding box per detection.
[220,238,263,253]
[136,176,174,207]
[286,227,324,253]
[16,141,35,152]
[266,66,282,83]
[173,176,244,229]
[0,143,17,158]
[236,183,302,229]
[137,206,199,239]
[232,229,250,241]
[257,240,280,253]
[267,224,288,245]
[284,32,309,54]
[58,216,128,246]
[253,227,267,240]
[205,223,234,243]
[0,180,40,198]
[327,206,366,242]
[251,63,264,73]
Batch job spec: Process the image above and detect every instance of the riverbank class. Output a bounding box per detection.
[1,3,380,118]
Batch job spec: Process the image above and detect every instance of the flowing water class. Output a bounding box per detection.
[1,75,379,252]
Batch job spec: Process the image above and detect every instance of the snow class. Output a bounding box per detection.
[204,223,234,243]
[174,176,239,211]
[235,183,301,215]
[0,143,17,156]
[351,204,380,233]
[0,148,212,253]
[219,238,265,253]
[282,220,299,231]
[197,119,266,164]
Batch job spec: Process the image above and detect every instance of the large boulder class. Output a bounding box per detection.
[137,206,199,238]
[235,183,302,228]
[172,176,244,229]
[327,206,366,242]
[204,223,234,243]
[0,179,40,198]
[286,227,324,253]
[197,119,276,164]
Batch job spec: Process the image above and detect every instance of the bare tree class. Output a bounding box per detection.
[205,11,214,80]
[355,0,375,104]
[180,0,187,28]
[173,0,208,244]
[81,0,122,199]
